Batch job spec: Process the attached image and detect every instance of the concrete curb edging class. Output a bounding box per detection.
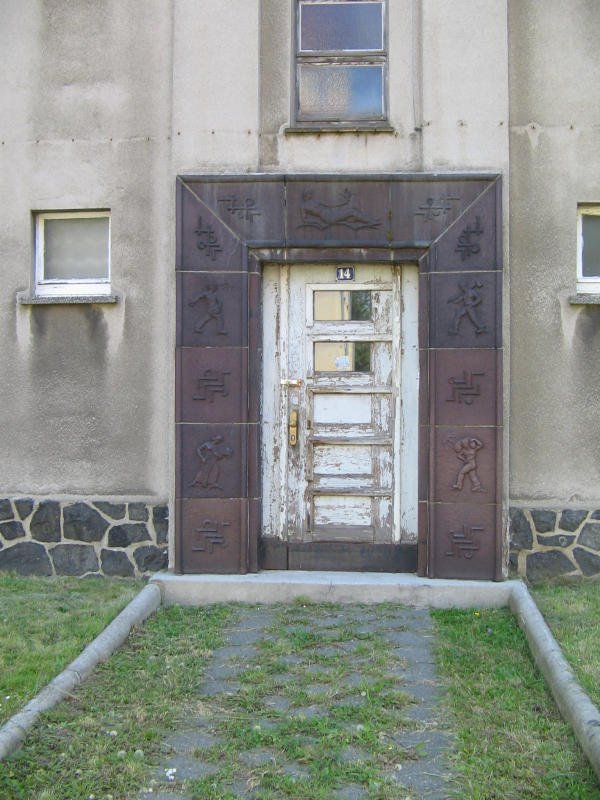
[0,582,162,762]
[509,581,600,783]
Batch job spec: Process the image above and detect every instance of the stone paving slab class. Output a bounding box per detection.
[134,604,455,799]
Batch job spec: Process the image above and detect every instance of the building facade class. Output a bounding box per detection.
[0,1,598,581]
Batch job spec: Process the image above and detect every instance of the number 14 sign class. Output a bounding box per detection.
[336,267,355,282]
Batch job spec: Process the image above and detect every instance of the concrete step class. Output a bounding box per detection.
[151,570,516,608]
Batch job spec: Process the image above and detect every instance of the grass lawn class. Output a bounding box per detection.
[530,579,600,709]
[0,575,142,725]
[0,577,599,799]
[432,585,600,799]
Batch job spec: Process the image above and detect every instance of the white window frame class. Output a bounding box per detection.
[34,210,111,298]
[293,0,388,128]
[577,205,600,294]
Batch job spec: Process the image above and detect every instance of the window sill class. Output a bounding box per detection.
[17,291,119,305]
[284,124,395,135]
[569,293,600,305]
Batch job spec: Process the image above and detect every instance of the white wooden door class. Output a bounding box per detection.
[262,264,418,549]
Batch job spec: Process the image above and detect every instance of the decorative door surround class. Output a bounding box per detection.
[176,174,503,580]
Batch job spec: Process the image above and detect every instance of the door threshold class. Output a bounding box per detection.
[259,539,417,572]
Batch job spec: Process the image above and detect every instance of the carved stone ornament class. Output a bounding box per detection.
[447,281,487,335]
[414,195,459,221]
[455,215,483,260]
[298,188,381,231]
[193,369,230,403]
[445,434,485,492]
[192,519,230,553]
[188,284,228,336]
[188,435,233,491]
[447,371,484,405]
[446,525,482,559]
[218,196,262,222]
[195,216,223,260]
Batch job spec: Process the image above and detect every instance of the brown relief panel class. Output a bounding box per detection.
[432,183,499,272]
[390,180,489,244]
[177,272,247,348]
[186,179,285,245]
[430,502,498,580]
[432,349,500,427]
[285,180,390,246]
[178,424,245,499]
[177,348,247,424]
[430,272,501,349]
[179,498,244,573]
[177,184,245,270]
[432,427,497,505]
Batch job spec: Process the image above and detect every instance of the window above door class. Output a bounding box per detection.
[293,0,389,129]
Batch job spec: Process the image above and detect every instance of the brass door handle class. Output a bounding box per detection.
[289,409,298,447]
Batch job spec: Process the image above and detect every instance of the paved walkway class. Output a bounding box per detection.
[136,604,455,799]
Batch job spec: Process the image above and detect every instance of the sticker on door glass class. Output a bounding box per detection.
[313,290,372,321]
[314,342,371,372]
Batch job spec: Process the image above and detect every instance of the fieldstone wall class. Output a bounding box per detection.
[0,499,168,577]
[510,507,600,582]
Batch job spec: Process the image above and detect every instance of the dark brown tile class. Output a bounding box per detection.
[248,271,262,355]
[419,348,429,425]
[177,424,245,499]
[248,347,262,425]
[178,272,247,348]
[177,182,245,270]
[429,502,498,580]
[247,424,260,500]
[417,501,429,577]
[390,179,490,244]
[432,426,498,504]
[430,272,500,349]
[418,274,430,349]
[285,179,390,246]
[177,348,247,424]
[248,498,261,572]
[179,498,244,574]
[432,183,499,271]
[418,425,429,502]
[432,349,500,427]
[185,177,285,246]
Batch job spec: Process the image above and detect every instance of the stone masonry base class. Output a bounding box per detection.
[0,499,168,578]
[510,507,600,582]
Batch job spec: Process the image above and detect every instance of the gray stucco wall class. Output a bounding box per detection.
[1,1,174,500]
[508,0,600,507]
[2,0,599,579]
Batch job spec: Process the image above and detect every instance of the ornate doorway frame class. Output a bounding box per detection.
[175,173,503,580]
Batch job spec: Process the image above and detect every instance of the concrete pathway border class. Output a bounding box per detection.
[0,582,161,762]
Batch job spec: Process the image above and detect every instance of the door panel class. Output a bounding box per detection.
[261,263,418,556]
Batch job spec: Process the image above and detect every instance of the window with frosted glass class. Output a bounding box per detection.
[35,211,111,295]
[296,1,387,124]
[581,214,600,278]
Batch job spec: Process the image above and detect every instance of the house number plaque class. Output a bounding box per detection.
[336,266,355,281]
